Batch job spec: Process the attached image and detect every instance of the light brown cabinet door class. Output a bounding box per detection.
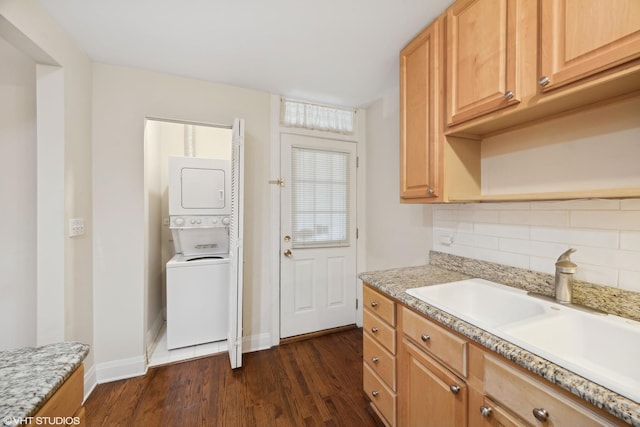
[399,338,468,427]
[400,18,441,200]
[539,0,640,91]
[446,0,520,126]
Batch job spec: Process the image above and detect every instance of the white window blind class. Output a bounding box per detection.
[281,98,355,134]
[291,147,350,248]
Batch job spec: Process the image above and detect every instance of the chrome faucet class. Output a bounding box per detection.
[554,248,577,304]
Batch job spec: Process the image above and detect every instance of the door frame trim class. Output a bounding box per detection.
[269,94,367,347]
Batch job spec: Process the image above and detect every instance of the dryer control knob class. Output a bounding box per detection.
[211,217,219,224]
[222,217,230,225]
[174,217,185,226]
[190,219,196,224]
[196,219,202,224]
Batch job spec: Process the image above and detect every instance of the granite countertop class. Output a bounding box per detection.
[360,263,640,427]
[0,342,90,426]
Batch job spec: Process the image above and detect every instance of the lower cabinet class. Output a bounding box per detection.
[32,364,85,426]
[368,299,629,427]
[480,355,623,427]
[399,338,467,427]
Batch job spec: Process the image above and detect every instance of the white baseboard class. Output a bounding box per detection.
[145,311,165,357]
[95,355,147,384]
[92,332,272,385]
[83,363,97,402]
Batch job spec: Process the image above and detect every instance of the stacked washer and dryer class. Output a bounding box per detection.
[166,156,231,350]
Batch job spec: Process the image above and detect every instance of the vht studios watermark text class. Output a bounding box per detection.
[2,416,81,425]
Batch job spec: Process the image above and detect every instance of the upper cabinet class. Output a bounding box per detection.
[399,0,640,203]
[444,0,640,137]
[446,0,521,126]
[539,0,640,92]
[400,16,442,200]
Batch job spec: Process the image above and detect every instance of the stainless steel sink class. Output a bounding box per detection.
[406,278,640,402]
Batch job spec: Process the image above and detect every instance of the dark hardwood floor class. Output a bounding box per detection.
[85,328,379,426]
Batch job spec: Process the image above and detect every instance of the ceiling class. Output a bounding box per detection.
[36,0,453,107]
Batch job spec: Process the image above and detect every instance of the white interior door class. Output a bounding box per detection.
[228,118,244,368]
[280,133,357,338]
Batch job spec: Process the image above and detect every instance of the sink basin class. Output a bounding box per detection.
[501,312,640,402]
[406,279,549,328]
[406,278,640,403]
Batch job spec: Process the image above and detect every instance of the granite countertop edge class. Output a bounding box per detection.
[0,341,90,425]
[359,265,640,427]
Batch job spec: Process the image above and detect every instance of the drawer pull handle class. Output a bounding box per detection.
[371,356,379,363]
[532,408,549,422]
[480,406,493,418]
[371,390,379,397]
[371,327,379,333]
[370,301,378,307]
[421,334,431,342]
[449,384,461,394]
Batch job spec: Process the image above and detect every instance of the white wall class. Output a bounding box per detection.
[0,0,94,391]
[365,90,432,271]
[92,63,271,381]
[0,35,37,350]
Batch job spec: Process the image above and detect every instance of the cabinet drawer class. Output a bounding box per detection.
[364,309,396,355]
[401,307,467,377]
[484,355,620,427]
[364,332,396,391]
[364,363,396,426]
[363,285,396,327]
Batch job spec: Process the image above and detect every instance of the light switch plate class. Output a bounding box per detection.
[69,218,85,237]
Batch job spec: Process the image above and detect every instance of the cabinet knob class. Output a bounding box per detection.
[371,356,379,363]
[532,408,549,422]
[371,390,379,397]
[538,76,550,87]
[421,334,431,342]
[504,91,514,100]
[371,327,379,333]
[480,406,493,418]
[427,187,434,195]
[370,301,378,307]
[449,384,461,394]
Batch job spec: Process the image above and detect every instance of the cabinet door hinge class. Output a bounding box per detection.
[356,299,359,309]
[356,228,359,239]
[356,156,359,168]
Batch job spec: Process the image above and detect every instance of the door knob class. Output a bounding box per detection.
[284,249,292,257]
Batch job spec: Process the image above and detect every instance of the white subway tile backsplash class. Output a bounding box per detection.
[530,226,571,243]
[432,199,640,290]
[621,231,640,251]
[499,238,531,255]
[474,223,529,239]
[530,199,620,210]
[475,247,530,269]
[619,270,640,292]
[472,209,500,223]
[621,199,640,210]
[529,256,556,275]
[501,210,569,227]
[570,211,640,231]
[576,263,618,288]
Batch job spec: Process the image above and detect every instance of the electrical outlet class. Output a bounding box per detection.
[69,218,85,237]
